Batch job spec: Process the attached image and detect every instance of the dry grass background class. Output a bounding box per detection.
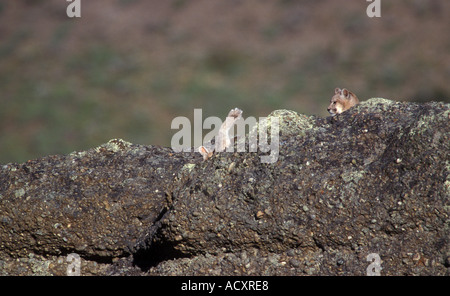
[1,0,449,163]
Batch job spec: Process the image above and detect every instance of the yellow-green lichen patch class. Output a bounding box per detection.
[267,109,315,137]
[15,188,26,198]
[363,98,397,107]
[408,106,449,139]
[181,163,196,173]
[95,138,133,154]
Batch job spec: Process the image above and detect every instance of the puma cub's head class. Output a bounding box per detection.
[327,88,359,116]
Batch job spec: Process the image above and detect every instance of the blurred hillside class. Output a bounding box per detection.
[1,0,449,164]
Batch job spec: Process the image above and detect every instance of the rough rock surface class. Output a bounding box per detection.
[0,99,449,275]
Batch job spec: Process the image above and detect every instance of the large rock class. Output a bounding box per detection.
[0,99,448,275]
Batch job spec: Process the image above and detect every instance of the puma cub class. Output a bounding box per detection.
[198,108,242,160]
[327,88,359,116]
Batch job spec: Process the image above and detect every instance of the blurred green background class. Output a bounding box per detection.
[1,0,449,164]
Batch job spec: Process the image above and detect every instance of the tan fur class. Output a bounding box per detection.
[199,108,242,160]
[215,108,242,152]
[198,146,213,161]
[327,88,359,116]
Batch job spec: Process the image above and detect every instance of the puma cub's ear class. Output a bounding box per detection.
[342,88,350,99]
[199,146,213,161]
[335,88,341,95]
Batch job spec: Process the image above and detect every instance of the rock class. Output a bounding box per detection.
[0,139,197,274]
[0,99,448,275]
